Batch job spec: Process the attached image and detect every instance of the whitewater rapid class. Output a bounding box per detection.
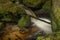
[20,4,52,34]
[31,18,52,34]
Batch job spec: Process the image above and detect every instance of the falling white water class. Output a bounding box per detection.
[31,18,52,34]
[20,5,52,34]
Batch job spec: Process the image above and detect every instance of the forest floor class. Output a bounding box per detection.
[0,24,39,40]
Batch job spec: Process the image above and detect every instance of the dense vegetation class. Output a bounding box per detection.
[0,0,60,40]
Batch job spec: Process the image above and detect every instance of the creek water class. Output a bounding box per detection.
[31,17,52,34]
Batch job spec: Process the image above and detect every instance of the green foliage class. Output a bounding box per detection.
[23,0,46,7]
[52,0,60,32]
[36,0,60,40]
[17,15,31,28]
[0,0,60,40]
[0,0,26,22]
[0,0,32,32]
[36,32,60,40]
[42,0,51,11]
[0,0,8,3]
[36,35,50,40]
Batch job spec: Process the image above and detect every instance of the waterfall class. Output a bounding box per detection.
[31,17,52,34]
[20,4,52,34]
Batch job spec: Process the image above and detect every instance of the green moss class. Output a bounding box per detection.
[17,15,31,28]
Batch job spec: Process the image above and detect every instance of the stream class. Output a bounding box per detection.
[22,5,52,40]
